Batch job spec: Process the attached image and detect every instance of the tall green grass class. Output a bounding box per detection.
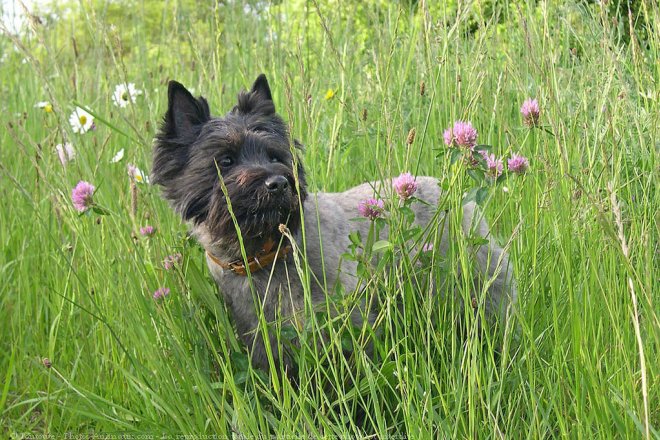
[1,1,658,437]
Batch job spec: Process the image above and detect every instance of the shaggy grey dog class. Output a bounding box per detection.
[152,74,516,371]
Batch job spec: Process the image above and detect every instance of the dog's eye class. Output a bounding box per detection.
[218,156,234,167]
[269,156,281,164]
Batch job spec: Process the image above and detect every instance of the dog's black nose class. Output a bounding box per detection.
[265,175,289,193]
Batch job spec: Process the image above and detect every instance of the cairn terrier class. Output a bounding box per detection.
[152,74,516,371]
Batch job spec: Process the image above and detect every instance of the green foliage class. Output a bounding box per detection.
[1,0,659,438]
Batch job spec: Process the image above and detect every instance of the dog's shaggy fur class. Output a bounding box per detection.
[152,74,516,371]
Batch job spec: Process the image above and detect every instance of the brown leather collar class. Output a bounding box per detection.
[206,238,292,276]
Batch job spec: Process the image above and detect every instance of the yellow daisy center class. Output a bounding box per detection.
[44,104,53,113]
[79,115,87,125]
[324,89,335,100]
[135,174,143,182]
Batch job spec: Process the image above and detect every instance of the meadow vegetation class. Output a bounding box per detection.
[1,0,658,437]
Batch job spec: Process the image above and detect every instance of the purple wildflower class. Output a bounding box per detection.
[127,163,149,184]
[422,243,434,252]
[358,198,385,220]
[140,225,155,237]
[443,128,453,146]
[163,253,183,270]
[520,99,540,127]
[508,153,530,174]
[442,121,478,150]
[127,163,137,177]
[392,172,418,200]
[153,287,170,300]
[56,142,75,166]
[482,152,504,178]
[71,180,95,212]
[454,121,478,149]
[443,121,478,150]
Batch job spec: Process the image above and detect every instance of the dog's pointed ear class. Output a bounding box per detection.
[233,74,276,115]
[165,81,210,137]
[250,74,273,103]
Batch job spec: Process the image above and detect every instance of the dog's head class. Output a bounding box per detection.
[152,74,307,252]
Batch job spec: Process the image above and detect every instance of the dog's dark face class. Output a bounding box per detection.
[152,75,307,251]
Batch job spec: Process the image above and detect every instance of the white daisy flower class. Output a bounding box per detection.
[35,101,53,113]
[127,163,150,184]
[55,142,75,166]
[35,101,49,108]
[112,83,142,108]
[110,148,125,163]
[69,107,95,134]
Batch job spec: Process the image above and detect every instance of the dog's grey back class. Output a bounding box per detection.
[205,176,515,369]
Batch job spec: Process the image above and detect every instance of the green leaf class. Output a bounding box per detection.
[468,236,489,246]
[280,325,298,341]
[399,206,415,224]
[409,196,432,206]
[357,261,369,279]
[467,169,485,183]
[233,371,248,385]
[462,187,479,205]
[372,240,392,253]
[476,187,490,206]
[230,351,249,372]
[349,231,362,246]
[375,250,392,274]
[314,311,329,326]
[92,205,110,216]
[341,331,353,351]
[341,252,356,261]
[449,148,463,165]
[403,226,422,242]
[474,153,488,167]
[253,369,270,386]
